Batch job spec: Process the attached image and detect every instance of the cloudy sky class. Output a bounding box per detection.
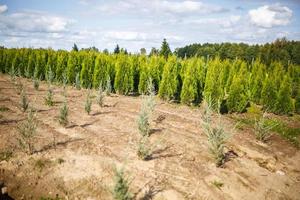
[0,0,299,52]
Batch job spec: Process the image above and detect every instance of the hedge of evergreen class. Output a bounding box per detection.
[1,47,299,115]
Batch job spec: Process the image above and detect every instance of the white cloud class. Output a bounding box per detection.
[0,4,8,14]
[184,15,241,28]
[97,0,227,15]
[249,4,292,28]
[0,11,74,33]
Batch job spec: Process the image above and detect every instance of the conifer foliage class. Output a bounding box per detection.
[1,46,299,116]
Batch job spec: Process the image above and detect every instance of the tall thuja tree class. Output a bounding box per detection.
[45,51,57,83]
[249,59,266,104]
[180,57,205,104]
[158,55,181,100]
[132,55,141,92]
[93,53,107,88]
[0,48,7,73]
[138,56,149,94]
[4,49,16,73]
[12,51,23,76]
[295,87,300,114]
[271,61,285,91]
[203,57,224,110]
[114,54,134,94]
[275,75,294,114]
[66,51,78,84]
[148,55,165,92]
[80,52,95,88]
[288,64,300,98]
[56,51,68,83]
[226,62,249,113]
[261,74,277,112]
[34,51,47,80]
[80,56,90,88]
[26,51,36,78]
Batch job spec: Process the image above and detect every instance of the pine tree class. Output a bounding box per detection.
[158,56,180,100]
[275,75,294,114]
[159,38,172,59]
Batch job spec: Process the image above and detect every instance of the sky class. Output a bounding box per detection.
[0,0,299,53]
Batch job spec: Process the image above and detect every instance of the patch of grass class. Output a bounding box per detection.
[34,158,52,172]
[231,114,300,148]
[0,150,13,162]
[211,180,224,189]
[0,106,9,112]
[268,119,300,148]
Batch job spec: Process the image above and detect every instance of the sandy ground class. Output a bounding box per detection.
[0,74,300,200]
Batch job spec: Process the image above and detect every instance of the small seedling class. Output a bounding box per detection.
[254,113,277,142]
[137,106,150,137]
[201,100,229,167]
[45,87,54,106]
[75,73,81,90]
[16,80,23,95]
[20,89,29,112]
[137,136,152,160]
[62,72,68,95]
[34,78,40,90]
[85,91,92,115]
[17,109,37,154]
[106,76,112,96]
[112,167,132,200]
[59,100,68,126]
[97,83,105,107]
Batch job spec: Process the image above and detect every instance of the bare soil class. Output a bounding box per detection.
[0,74,300,200]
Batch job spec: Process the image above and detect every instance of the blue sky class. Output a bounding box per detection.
[0,0,299,53]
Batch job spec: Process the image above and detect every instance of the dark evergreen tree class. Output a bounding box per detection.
[159,38,172,59]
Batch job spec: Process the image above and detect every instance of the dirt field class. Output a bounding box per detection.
[0,74,300,200]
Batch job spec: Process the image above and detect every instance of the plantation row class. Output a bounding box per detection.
[1,47,300,115]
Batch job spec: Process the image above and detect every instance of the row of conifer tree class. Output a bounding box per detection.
[1,47,299,115]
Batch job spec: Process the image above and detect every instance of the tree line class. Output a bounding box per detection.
[175,38,300,66]
[0,42,299,115]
